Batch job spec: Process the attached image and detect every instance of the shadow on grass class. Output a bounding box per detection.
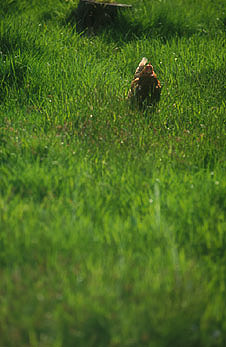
[66,5,197,43]
[0,26,44,56]
[190,66,226,106]
[0,0,23,17]
[0,36,27,102]
[0,60,27,94]
[0,30,45,103]
[108,11,197,43]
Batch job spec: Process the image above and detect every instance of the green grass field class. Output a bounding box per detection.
[0,0,226,345]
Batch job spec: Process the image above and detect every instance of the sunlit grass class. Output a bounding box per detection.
[0,0,226,345]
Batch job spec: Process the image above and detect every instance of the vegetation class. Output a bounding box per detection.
[0,0,226,345]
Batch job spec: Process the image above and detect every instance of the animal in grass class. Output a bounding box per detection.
[128,57,162,108]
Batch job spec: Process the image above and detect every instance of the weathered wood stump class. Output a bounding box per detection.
[75,0,132,31]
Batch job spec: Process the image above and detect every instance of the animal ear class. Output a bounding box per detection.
[134,57,148,77]
[138,57,148,67]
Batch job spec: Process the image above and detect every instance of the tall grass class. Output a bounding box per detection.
[0,0,226,345]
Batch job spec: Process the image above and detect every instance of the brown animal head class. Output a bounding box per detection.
[128,57,162,108]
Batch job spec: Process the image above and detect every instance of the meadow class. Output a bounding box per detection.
[0,0,226,345]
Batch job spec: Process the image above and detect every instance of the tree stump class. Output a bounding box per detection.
[75,0,132,31]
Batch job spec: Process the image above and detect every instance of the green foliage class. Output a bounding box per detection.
[0,0,226,345]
